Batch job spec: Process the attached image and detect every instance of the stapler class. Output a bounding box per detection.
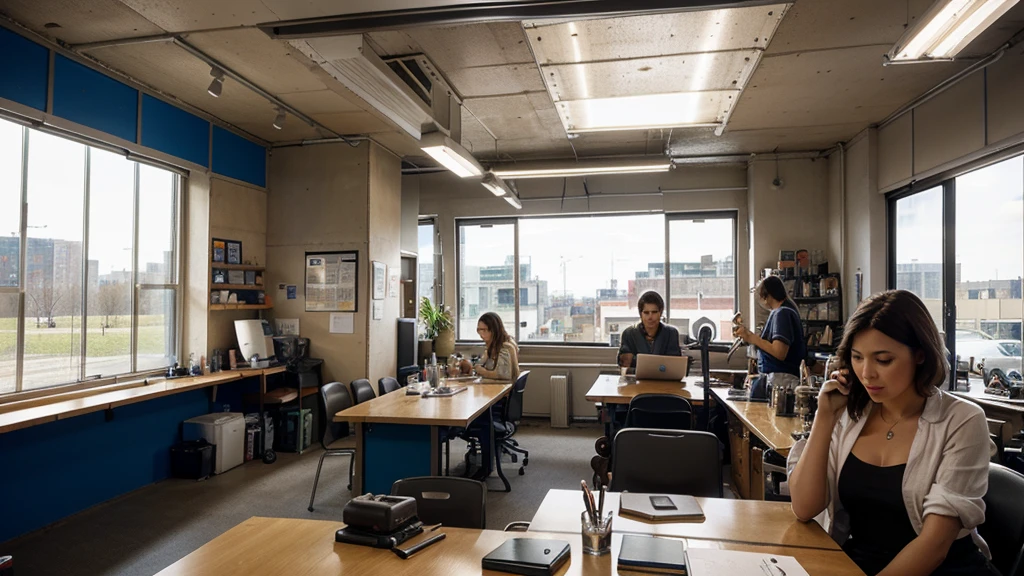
[726,312,745,362]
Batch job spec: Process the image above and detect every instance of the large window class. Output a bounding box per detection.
[418,219,437,306]
[0,118,181,394]
[456,212,737,345]
[890,155,1024,383]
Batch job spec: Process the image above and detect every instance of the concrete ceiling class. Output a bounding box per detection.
[2,0,1023,166]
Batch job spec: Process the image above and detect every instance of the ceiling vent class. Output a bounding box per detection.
[290,35,458,141]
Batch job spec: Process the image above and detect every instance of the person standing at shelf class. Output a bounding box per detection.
[617,291,682,370]
[733,276,806,399]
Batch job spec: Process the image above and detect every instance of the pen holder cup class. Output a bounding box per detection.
[581,511,613,556]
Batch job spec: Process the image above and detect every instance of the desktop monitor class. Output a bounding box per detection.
[235,319,274,362]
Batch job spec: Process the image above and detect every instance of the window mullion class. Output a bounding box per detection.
[131,163,140,373]
[79,147,91,381]
[942,179,957,391]
[15,126,28,392]
[513,219,520,342]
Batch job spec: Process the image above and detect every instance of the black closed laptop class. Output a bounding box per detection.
[617,534,687,575]
[482,538,571,576]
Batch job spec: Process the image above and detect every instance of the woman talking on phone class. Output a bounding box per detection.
[788,290,996,575]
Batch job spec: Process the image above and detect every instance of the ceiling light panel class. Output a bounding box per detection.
[525,4,789,135]
[887,0,1020,62]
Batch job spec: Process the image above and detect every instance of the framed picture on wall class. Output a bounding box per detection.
[226,240,242,265]
[372,261,386,300]
[305,251,358,312]
[212,238,226,263]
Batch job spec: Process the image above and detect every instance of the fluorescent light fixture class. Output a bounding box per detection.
[503,191,522,210]
[491,159,671,180]
[272,107,286,130]
[887,0,1019,62]
[561,92,713,133]
[420,132,483,178]
[480,172,509,197]
[207,67,224,97]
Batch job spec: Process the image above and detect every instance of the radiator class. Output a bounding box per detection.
[550,373,571,428]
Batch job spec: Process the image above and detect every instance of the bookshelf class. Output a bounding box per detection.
[210,263,271,310]
[788,273,843,352]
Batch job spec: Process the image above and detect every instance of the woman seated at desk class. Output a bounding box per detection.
[789,290,996,576]
[472,312,520,382]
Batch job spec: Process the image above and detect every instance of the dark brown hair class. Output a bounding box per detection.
[838,290,946,421]
[756,276,797,311]
[637,291,665,316]
[479,312,510,361]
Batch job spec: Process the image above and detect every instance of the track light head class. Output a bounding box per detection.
[273,108,286,130]
[207,67,224,98]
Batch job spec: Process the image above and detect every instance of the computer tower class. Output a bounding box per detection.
[397,318,418,368]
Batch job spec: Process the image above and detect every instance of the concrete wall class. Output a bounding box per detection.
[877,45,1024,192]
[400,177,420,256]
[266,143,371,385]
[366,143,403,384]
[207,177,268,357]
[841,131,886,317]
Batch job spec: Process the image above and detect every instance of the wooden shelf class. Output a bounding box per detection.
[211,263,264,271]
[210,304,272,311]
[210,284,265,290]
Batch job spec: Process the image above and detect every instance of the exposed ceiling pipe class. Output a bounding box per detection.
[877,26,1024,130]
[71,33,177,51]
[272,136,371,148]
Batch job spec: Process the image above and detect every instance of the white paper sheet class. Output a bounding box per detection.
[275,318,299,336]
[685,549,809,576]
[329,313,354,334]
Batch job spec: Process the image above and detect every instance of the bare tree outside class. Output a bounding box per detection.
[95,282,129,335]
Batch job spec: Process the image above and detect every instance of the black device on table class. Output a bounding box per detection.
[482,538,571,576]
[335,494,424,548]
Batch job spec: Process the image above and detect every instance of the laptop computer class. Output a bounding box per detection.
[635,354,689,381]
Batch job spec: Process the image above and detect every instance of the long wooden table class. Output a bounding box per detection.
[586,374,708,437]
[529,489,839,551]
[335,383,512,494]
[156,516,865,576]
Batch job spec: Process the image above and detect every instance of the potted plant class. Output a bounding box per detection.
[419,296,455,359]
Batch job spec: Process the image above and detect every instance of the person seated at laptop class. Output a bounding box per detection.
[474,312,520,382]
[617,291,682,371]
[732,276,805,399]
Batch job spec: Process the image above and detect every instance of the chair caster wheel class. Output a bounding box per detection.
[262,450,277,464]
[347,484,352,491]
[308,506,314,512]
[523,457,529,466]
[511,454,518,463]
[519,467,525,475]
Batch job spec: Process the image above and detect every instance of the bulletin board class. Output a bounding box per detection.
[305,251,358,312]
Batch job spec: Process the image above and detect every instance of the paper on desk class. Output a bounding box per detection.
[685,549,808,576]
[275,318,299,336]
[330,313,354,334]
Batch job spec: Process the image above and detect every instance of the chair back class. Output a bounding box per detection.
[503,370,530,424]
[320,382,353,449]
[609,428,722,496]
[625,393,692,430]
[980,463,1024,576]
[397,365,420,386]
[350,379,376,405]
[390,476,486,529]
[378,377,400,396]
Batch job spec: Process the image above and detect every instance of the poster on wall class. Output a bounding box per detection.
[305,251,358,312]
[372,261,386,300]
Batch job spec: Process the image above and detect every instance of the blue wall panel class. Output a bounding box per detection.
[141,95,210,168]
[53,55,138,143]
[0,380,251,543]
[0,27,49,111]
[212,125,266,187]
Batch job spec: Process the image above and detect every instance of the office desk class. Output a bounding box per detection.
[155,516,864,576]
[529,489,839,551]
[710,387,806,499]
[586,374,708,437]
[335,383,511,494]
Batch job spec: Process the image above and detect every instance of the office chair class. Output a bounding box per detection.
[350,379,375,405]
[625,393,693,430]
[979,463,1024,576]
[609,428,722,497]
[378,376,400,396]
[307,382,356,511]
[391,476,486,529]
[496,371,530,475]
[397,365,420,386]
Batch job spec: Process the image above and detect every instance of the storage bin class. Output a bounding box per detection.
[183,412,245,474]
[274,408,312,452]
[170,440,215,479]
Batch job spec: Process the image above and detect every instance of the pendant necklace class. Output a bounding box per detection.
[880,409,901,441]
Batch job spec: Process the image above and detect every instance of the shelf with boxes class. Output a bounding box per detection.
[764,248,842,353]
[210,263,271,309]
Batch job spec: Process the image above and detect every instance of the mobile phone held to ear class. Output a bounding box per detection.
[649,495,677,510]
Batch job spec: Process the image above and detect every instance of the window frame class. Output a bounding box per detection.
[0,120,183,397]
[455,210,739,346]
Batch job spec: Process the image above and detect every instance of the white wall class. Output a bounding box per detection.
[367,143,403,384]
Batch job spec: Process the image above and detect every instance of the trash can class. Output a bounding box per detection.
[183,413,245,474]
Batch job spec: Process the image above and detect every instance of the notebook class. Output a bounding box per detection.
[617,534,687,575]
[685,549,808,576]
[481,538,571,576]
[619,493,705,521]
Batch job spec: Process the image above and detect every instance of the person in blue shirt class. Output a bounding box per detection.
[733,276,806,398]
[617,291,682,370]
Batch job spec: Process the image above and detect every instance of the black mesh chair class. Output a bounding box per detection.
[350,379,375,405]
[398,365,420,386]
[980,463,1024,576]
[496,371,530,475]
[609,428,722,496]
[391,476,486,529]
[307,382,356,511]
[378,377,400,396]
[625,393,693,430]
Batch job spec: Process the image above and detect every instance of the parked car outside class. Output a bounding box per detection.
[955,339,1022,378]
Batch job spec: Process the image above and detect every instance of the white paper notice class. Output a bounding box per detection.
[329,313,354,334]
[372,300,384,320]
[275,318,300,336]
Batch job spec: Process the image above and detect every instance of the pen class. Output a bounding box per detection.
[580,480,596,524]
[392,533,446,559]
[597,484,605,521]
